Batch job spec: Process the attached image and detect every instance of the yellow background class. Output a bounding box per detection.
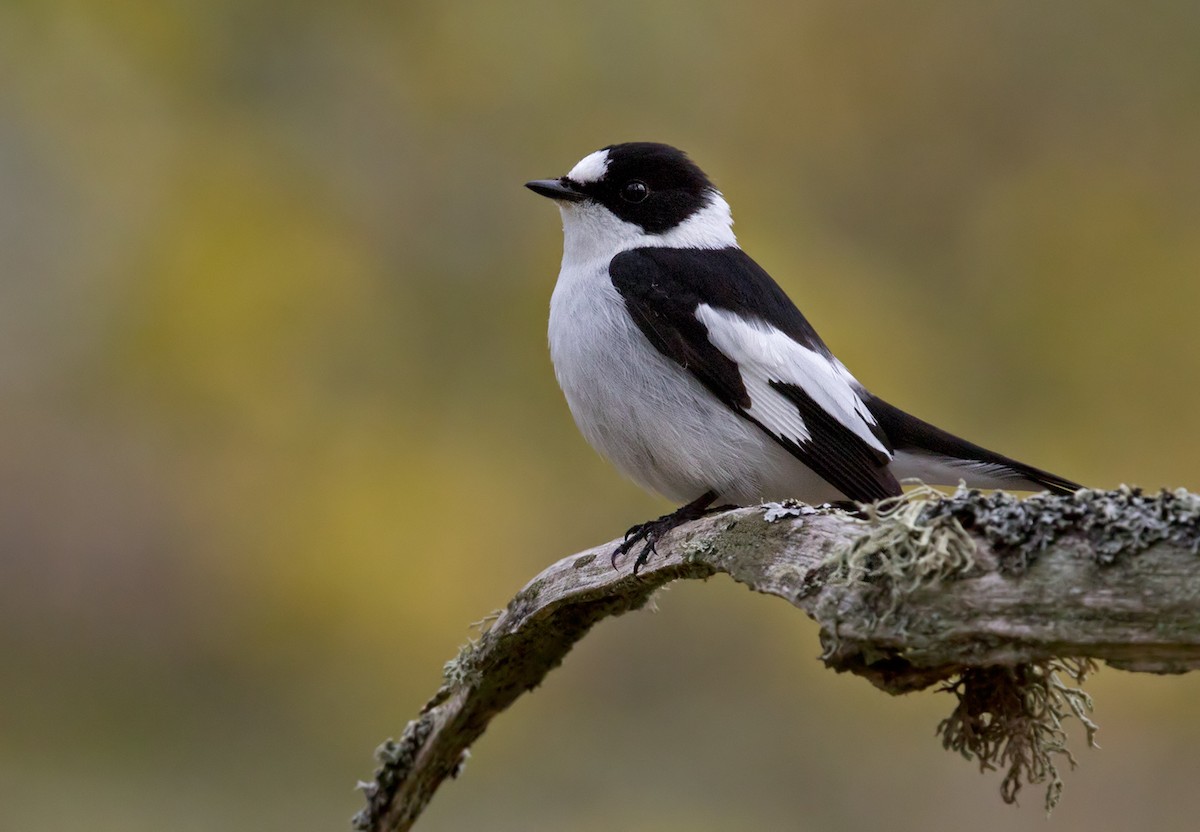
[3,2,1199,830]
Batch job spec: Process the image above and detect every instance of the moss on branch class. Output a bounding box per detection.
[355,487,1200,832]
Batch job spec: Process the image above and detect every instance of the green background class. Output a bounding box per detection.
[3,1,1199,830]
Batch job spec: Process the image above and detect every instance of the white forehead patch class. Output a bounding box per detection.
[566,149,610,184]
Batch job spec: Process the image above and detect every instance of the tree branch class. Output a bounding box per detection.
[354,487,1200,831]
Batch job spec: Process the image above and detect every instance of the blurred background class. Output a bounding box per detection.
[3,1,1199,830]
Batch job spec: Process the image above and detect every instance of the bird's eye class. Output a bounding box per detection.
[621,180,649,203]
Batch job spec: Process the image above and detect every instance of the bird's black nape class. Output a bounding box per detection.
[613,490,721,575]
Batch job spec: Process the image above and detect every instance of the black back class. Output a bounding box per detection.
[610,246,834,359]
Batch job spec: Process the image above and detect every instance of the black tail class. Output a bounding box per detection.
[865,395,1080,495]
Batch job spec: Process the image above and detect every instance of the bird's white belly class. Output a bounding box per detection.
[548,261,842,505]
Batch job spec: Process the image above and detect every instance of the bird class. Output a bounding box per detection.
[526,142,1079,572]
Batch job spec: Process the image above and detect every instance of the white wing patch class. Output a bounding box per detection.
[694,304,889,456]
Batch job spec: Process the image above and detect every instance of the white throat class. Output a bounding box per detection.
[557,191,738,267]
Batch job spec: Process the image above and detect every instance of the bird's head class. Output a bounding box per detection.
[527,142,736,259]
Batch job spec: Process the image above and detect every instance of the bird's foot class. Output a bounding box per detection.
[611,490,719,576]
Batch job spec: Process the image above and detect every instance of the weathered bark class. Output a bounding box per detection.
[353,488,1200,831]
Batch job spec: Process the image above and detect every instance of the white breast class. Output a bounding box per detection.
[545,192,850,505]
[547,256,844,506]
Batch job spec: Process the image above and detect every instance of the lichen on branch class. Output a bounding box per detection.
[937,659,1099,813]
[355,487,1200,832]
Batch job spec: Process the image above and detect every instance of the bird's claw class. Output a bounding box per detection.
[609,490,719,576]
[610,523,659,574]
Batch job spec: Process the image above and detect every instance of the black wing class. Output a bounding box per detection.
[864,393,1081,495]
[610,246,900,502]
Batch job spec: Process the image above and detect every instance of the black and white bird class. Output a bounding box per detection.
[527,142,1078,571]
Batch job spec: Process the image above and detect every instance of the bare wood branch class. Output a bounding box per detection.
[353,489,1200,831]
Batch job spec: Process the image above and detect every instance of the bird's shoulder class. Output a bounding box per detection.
[608,245,831,357]
[608,245,899,502]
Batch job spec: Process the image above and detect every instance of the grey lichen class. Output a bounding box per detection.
[352,714,437,830]
[826,486,978,622]
[679,536,716,563]
[441,611,505,689]
[827,485,1200,600]
[820,487,1115,812]
[926,484,1200,573]
[762,499,816,523]
[353,487,1200,830]
[442,641,482,688]
[937,658,1099,814]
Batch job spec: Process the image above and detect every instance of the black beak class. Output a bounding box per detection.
[525,178,587,203]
